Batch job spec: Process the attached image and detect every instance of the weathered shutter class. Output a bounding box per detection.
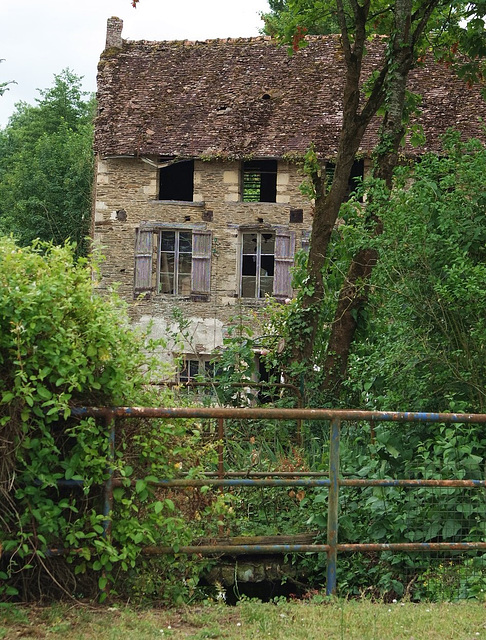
[302,229,311,252]
[273,229,295,299]
[134,228,154,299]
[191,229,212,301]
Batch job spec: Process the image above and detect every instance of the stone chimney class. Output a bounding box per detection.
[105,17,123,49]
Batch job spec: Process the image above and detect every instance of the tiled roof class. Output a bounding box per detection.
[94,33,485,158]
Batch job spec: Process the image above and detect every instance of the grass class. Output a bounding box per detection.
[1,598,486,640]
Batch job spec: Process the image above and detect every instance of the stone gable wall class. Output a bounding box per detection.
[94,157,313,369]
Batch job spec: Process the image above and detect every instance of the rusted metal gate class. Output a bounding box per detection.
[71,406,486,596]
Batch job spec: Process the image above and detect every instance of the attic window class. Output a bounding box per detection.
[326,159,364,201]
[159,160,194,201]
[242,160,277,203]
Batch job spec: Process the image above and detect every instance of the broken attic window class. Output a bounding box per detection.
[325,159,364,200]
[159,160,194,201]
[242,160,277,203]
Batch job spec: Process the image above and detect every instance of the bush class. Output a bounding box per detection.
[0,238,215,602]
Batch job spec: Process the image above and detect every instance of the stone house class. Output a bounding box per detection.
[93,17,485,381]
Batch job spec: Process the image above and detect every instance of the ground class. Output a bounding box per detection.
[1,599,486,639]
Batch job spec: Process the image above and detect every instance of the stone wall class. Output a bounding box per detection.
[94,156,313,372]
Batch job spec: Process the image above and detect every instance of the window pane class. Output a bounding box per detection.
[189,360,199,378]
[242,233,257,254]
[179,252,192,274]
[161,231,175,251]
[261,233,275,254]
[160,272,174,294]
[160,251,175,271]
[242,254,257,276]
[179,362,189,382]
[260,276,274,297]
[241,276,256,297]
[260,254,274,277]
[179,232,192,253]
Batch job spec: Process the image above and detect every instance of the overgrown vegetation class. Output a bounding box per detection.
[179,135,486,602]
[0,238,224,603]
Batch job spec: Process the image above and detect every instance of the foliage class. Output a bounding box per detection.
[347,133,486,412]
[261,0,486,397]
[0,70,94,256]
[0,238,219,602]
[0,59,15,98]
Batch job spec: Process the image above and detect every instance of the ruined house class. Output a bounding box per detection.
[93,16,485,381]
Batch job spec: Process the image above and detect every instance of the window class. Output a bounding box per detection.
[325,159,364,200]
[134,226,211,300]
[242,160,277,202]
[179,357,214,383]
[159,160,194,201]
[241,232,275,298]
[239,229,295,299]
[158,230,192,294]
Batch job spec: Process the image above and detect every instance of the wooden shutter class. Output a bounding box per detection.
[134,228,154,298]
[273,229,295,299]
[191,229,212,300]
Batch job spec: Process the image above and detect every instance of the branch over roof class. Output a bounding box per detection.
[94,19,485,159]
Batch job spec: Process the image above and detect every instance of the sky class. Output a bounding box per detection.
[0,0,270,128]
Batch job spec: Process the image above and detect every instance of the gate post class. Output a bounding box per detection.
[326,417,340,596]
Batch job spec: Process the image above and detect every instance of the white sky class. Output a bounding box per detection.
[0,0,270,128]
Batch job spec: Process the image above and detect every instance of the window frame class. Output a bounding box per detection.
[134,223,211,300]
[157,229,192,295]
[238,227,295,300]
[240,231,275,299]
[178,356,214,383]
[241,159,278,203]
[158,159,194,202]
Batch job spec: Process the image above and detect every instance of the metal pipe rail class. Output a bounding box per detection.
[69,406,486,596]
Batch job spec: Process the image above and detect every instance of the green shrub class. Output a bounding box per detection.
[0,238,216,602]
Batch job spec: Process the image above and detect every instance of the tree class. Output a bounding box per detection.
[0,70,94,255]
[262,0,486,400]
[349,134,486,412]
[0,59,15,97]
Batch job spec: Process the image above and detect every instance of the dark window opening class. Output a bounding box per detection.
[159,160,194,201]
[325,159,364,201]
[242,160,277,203]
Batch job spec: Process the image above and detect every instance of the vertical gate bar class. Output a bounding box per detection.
[103,411,115,540]
[218,418,224,480]
[218,417,225,536]
[101,410,115,599]
[326,417,340,596]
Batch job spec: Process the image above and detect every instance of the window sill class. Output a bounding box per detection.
[155,293,210,303]
[151,200,205,207]
[230,201,287,206]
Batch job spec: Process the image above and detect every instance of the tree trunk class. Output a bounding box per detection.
[291,0,388,362]
[321,0,441,398]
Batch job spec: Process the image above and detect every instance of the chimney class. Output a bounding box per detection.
[105,17,123,49]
